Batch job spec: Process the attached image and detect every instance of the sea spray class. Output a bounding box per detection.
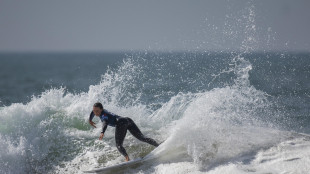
[152,56,286,170]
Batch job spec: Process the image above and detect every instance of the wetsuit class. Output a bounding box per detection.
[89,109,159,157]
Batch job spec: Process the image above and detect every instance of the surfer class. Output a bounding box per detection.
[89,102,160,161]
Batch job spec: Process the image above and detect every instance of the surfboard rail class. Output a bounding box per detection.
[83,157,144,173]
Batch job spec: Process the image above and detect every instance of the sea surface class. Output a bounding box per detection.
[0,51,310,174]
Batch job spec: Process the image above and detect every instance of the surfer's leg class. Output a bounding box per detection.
[127,118,159,147]
[115,118,129,157]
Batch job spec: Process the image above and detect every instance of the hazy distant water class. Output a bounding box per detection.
[0,51,310,174]
[0,52,125,105]
[1,52,309,106]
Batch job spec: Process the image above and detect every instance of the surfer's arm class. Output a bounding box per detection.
[99,120,107,140]
[101,120,108,134]
[89,111,96,128]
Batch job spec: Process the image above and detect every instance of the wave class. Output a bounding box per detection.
[0,54,308,174]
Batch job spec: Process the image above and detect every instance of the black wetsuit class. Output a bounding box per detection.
[89,109,159,157]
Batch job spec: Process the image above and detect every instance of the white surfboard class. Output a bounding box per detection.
[83,157,145,173]
[83,141,166,173]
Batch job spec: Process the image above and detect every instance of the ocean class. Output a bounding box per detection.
[0,51,309,174]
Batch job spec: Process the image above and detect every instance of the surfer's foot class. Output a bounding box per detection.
[125,155,130,162]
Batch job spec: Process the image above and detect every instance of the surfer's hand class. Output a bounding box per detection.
[99,133,104,140]
[89,121,96,128]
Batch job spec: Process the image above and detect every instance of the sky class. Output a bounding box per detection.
[0,0,309,52]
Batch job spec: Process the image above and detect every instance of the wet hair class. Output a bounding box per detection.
[93,102,103,109]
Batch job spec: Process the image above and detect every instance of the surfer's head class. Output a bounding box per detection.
[93,102,103,116]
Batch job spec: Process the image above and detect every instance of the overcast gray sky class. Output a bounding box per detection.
[0,0,309,52]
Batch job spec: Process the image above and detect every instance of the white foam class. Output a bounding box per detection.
[206,136,310,174]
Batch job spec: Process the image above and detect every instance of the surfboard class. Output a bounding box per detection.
[83,157,145,173]
[83,141,166,173]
